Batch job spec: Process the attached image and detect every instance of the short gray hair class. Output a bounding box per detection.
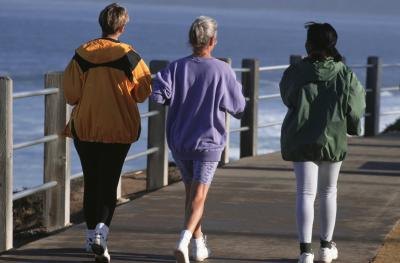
[189,16,218,53]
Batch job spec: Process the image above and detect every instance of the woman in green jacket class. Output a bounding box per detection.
[280,22,365,263]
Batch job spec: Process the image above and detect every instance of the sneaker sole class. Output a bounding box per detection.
[174,249,187,263]
[317,258,336,263]
[193,254,209,262]
[91,243,105,256]
[318,254,338,263]
[95,255,110,263]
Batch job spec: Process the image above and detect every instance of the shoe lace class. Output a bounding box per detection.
[96,232,108,242]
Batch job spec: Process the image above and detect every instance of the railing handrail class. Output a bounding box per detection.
[232,67,251,73]
[9,86,163,200]
[70,147,160,181]
[259,94,281,100]
[140,110,159,118]
[13,88,59,99]
[259,65,289,71]
[380,86,400,92]
[231,63,390,73]
[13,181,58,201]
[258,121,283,128]
[348,64,374,69]
[230,126,250,133]
[13,135,58,150]
[380,110,400,116]
[382,63,400,68]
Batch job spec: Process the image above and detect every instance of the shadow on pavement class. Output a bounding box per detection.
[223,165,400,177]
[0,248,297,262]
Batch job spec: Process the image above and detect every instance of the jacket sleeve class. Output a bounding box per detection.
[279,65,298,108]
[131,59,152,103]
[220,68,246,119]
[346,72,366,135]
[150,65,172,105]
[63,59,83,106]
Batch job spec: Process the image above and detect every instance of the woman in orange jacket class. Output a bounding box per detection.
[63,3,151,262]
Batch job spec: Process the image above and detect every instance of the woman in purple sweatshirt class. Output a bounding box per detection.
[151,16,246,263]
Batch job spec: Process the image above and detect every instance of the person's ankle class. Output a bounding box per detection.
[320,239,332,248]
[192,231,203,239]
[177,229,192,247]
[300,242,312,254]
[95,223,109,239]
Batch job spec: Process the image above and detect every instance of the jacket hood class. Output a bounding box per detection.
[301,58,344,82]
[76,38,133,64]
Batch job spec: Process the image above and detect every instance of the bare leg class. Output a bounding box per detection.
[184,182,203,238]
[184,181,210,237]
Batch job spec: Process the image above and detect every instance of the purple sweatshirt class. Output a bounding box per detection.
[151,55,246,161]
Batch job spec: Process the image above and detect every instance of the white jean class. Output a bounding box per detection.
[293,161,342,243]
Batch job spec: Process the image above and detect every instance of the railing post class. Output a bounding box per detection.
[44,72,70,231]
[290,55,302,65]
[365,56,381,136]
[218,58,232,165]
[240,59,259,158]
[147,60,169,191]
[0,76,13,252]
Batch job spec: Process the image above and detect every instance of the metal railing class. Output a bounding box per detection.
[13,181,58,201]
[13,88,59,99]
[382,63,400,68]
[13,135,59,151]
[1,55,399,252]
[69,112,162,181]
[226,55,400,159]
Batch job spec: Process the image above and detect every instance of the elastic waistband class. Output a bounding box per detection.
[172,150,222,162]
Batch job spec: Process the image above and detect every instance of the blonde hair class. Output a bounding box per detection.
[189,16,217,54]
[98,3,129,36]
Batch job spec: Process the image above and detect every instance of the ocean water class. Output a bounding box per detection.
[0,0,399,191]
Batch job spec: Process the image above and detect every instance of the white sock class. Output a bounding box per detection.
[177,229,192,248]
[95,223,109,238]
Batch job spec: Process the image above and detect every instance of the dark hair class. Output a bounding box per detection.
[305,22,343,62]
[98,3,129,36]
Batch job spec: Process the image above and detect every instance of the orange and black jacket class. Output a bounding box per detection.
[63,38,152,144]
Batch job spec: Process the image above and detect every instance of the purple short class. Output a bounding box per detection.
[174,159,218,185]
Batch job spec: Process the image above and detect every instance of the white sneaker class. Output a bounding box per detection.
[298,252,314,263]
[85,229,95,253]
[85,236,93,253]
[318,242,338,263]
[95,248,111,263]
[92,223,109,257]
[174,230,192,263]
[192,235,210,261]
[174,244,190,263]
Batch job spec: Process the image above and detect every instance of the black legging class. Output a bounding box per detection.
[74,138,130,229]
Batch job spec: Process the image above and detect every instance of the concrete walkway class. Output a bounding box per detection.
[1,134,399,262]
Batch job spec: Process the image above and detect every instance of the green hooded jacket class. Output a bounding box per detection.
[280,57,366,162]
